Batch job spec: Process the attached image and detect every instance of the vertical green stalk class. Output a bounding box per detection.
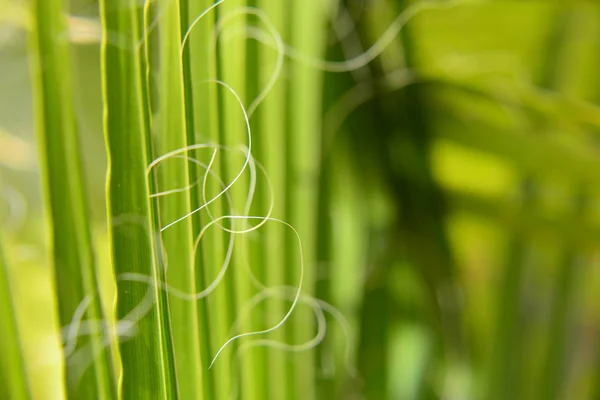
[0,237,31,400]
[181,1,216,399]
[315,104,334,400]
[257,1,289,398]
[99,0,178,398]
[216,1,256,399]
[186,2,235,399]
[28,0,116,397]
[287,0,330,398]
[243,2,269,399]
[154,0,204,398]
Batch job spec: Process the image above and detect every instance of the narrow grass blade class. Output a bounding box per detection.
[153,0,204,397]
[243,4,269,399]
[180,7,215,400]
[185,2,236,398]
[99,0,178,398]
[27,0,116,397]
[0,237,31,400]
[256,0,289,398]
[216,1,257,398]
[287,0,331,397]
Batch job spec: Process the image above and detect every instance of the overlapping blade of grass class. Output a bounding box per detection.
[287,0,330,397]
[217,1,257,397]
[99,0,177,398]
[0,237,31,400]
[153,0,204,398]
[255,1,289,398]
[242,3,269,399]
[178,1,218,399]
[27,0,116,397]
[185,2,236,399]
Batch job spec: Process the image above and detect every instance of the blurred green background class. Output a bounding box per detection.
[3,0,600,399]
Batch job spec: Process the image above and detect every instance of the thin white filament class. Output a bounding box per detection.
[282,0,463,72]
[207,217,304,368]
[212,7,285,116]
[150,80,252,232]
[63,295,91,357]
[180,0,226,54]
[227,294,327,400]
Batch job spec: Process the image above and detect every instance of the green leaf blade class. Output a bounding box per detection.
[287,0,330,397]
[186,2,235,398]
[0,238,31,400]
[155,0,204,398]
[28,0,117,397]
[99,1,179,398]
